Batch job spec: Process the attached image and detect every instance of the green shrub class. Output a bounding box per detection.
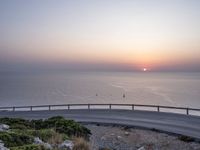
[10,144,47,150]
[0,117,31,129]
[178,135,195,142]
[12,129,56,142]
[0,116,91,140]
[0,131,33,147]
[0,116,91,149]
[31,116,91,138]
[11,124,29,130]
[28,129,56,142]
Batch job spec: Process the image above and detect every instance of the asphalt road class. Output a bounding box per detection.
[0,109,200,139]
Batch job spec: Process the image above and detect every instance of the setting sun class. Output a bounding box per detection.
[143,68,147,72]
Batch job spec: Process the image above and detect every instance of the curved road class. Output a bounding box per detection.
[0,109,200,139]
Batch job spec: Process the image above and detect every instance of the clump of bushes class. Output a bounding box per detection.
[0,116,91,149]
[0,118,31,130]
[12,129,57,142]
[0,116,91,138]
[31,116,91,138]
[178,135,195,142]
[10,144,47,150]
[0,131,33,147]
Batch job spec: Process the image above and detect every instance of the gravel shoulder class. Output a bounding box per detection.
[86,124,200,150]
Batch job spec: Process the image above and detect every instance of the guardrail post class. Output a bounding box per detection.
[186,108,189,115]
[13,107,15,111]
[67,105,70,110]
[48,105,51,111]
[88,104,90,109]
[157,106,160,112]
[30,106,32,111]
[109,104,111,109]
[132,104,134,110]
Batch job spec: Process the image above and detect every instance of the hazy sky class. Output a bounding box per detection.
[0,0,200,72]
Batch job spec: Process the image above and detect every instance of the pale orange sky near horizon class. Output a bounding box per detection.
[0,0,200,71]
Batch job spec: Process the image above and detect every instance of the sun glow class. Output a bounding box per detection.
[143,68,147,72]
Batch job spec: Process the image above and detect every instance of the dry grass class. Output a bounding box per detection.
[48,132,63,145]
[73,137,90,150]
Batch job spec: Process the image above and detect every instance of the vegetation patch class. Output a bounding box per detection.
[72,137,90,150]
[10,144,47,150]
[0,131,33,147]
[178,135,195,143]
[0,116,91,149]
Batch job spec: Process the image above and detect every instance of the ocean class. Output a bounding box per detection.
[0,71,200,109]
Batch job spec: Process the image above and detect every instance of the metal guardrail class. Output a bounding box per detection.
[0,104,200,116]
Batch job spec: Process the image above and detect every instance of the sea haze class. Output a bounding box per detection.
[0,71,199,109]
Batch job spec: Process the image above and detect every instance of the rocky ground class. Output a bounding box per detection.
[85,124,200,150]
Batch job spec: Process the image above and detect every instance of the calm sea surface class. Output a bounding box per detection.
[0,71,200,109]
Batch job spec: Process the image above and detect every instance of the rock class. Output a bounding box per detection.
[110,133,115,136]
[34,137,52,149]
[0,140,9,150]
[124,132,130,136]
[0,124,9,131]
[137,146,145,150]
[59,140,74,150]
[43,143,52,149]
[34,137,43,145]
[101,136,106,140]
[116,136,122,140]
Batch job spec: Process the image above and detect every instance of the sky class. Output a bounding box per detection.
[0,0,200,72]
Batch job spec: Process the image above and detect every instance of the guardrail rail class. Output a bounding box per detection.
[0,104,200,116]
